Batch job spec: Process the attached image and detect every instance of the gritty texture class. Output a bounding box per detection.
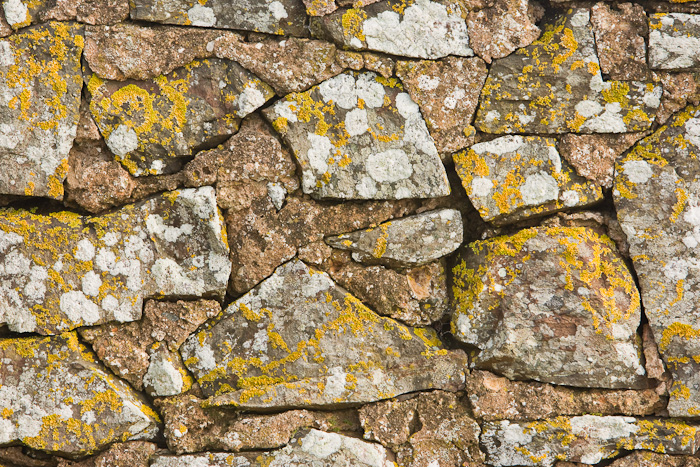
[1,0,128,28]
[650,13,700,71]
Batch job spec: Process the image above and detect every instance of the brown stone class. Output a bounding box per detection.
[653,71,700,125]
[56,442,157,467]
[302,0,337,15]
[2,0,127,29]
[644,323,671,382]
[0,447,56,467]
[606,451,700,467]
[362,52,395,78]
[0,9,11,36]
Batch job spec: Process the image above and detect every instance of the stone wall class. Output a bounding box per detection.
[1,0,700,465]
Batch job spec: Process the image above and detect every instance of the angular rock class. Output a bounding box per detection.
[0,10,10,37]
[143,342,193,397]
[0,333,159,456]
[396,57,487,155]
[614,104,700,416]
[326,209,462,267]
[130,0,307,37]
[264,71,450,200]
[650,13,700,71]
[181,259,467,408]
[607,451,700,467]
[302,0,337,16]
[0,446,56,467]
[590,3,648,81]
[466,0,540,63]
[0,187,230,334]
[481,416,700,466]
[1,0,127,28]
[57,442,157,467]
[453,136,603,226]
[362,52,395,78]
[654,71,700,125]
[310,0,472,59]
[451,225,647,388]
[0,22,83,200]
[475,9,661,134]
[87,59,274,176]
[466,370,664,421]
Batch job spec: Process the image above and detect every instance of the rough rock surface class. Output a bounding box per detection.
[606,451,700,467]
[87,59,274,176]
[264,71,450,199]
[181,259,467,408]
[451,225,647,388]
[650,13,700,71]
[0,22,83,200]
[475,9,661,134]
[0,333,159,456]
[454,136,603,225]
[0,187,230,334]
[481,416,700,466]
[1,0,128,28]
[326,208,463,268]
[654,71,700,125]
[57,442,157,467]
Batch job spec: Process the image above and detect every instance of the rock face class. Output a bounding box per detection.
[0,187,230,334]
[0,22,83,200]
[650,14,700,71]
[0,333,159,456]
[263,71,450,199]
[614,105,700,417]
[87,59,274,176]
[475,8,661,134]
[453,136,603,225]
[1,0,128,28]
[181,259,467,408]
[451,225,647,388]
[57,442,157,467]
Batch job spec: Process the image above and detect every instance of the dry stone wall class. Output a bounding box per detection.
[2,0,700,465]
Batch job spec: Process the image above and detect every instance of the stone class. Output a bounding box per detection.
[1,0,127,28]
[326,208,462,268]
[475,9,661,134]
[607,451,700,467]
[650,13,700,71]
[642,323,669,382]
[653,72,700,125]
[362,53,394,79]
[395,57,487,155]
[360,391,484,467]
[130,0,307,37]
[142,342,193,397]
[181,259,467,408]
[453,136,603,225]
[466,370,664,421]
[310,0,472,59]
[156,394,360,454]
[0,333,159,456]
[302,0,337,16]
[466,0,540,63]
[0,9,11,36]
[263,71,450,200]
[79,300,220,391]
[150,430,395,467]
[481,416,700,466]
[0,187,230,334]
[87,59,274,176]
[57,442,157,467]
[451,225,647,388]
[613,104,700,416]
[0,22,83,200]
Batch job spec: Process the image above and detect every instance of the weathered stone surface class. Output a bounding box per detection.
[87,59,274,176]
[0,446,56,467]
[614,104,700,416]
[1,0,127,28]
[654,72,700,125]
[264,71,449,200]
[310,0,472,59]
[57,442,157,467]
[360,391,484,467]
[451,225,646,388]
[590,3,648,81]
[475,9,661,134]
[0,333,159,456]
[396,57,487,155]
[143,342,193,397]
[302,0,337,16]
[0,10,10,36]
[650,13,700,70]
[466,370,664,421]
[181,259,467,408]
[481,416,700,466]
[454,136,603,225]
[326,209,462,267]
[0,22,83,200]
[151,430,395,467]
[130,0,308,37]
[0,187,230,334]
[466,0,540,63]
[607,451,700,467]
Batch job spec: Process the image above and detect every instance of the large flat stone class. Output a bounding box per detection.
[650,13,700,71]
[1,0,127,28]
[0,187,230,334]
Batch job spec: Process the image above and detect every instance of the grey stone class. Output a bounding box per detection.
[650,13,700,71]
[263,71,450,200]
[0,187,230,335]
[1,0,128,28]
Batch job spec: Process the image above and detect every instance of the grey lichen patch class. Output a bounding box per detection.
[180,259,467,408]
[649,13,700,71]
[87,58,274,176]
[143,342,192,397]
[453,135,603,226]
[310,0,472,60]
[263,71,450,200]
[0,332,160,456]
[130,0,308,37]
[0,186,230,335]
[326,208,463,268]
[451,225,647,389]
[0,22,83,200]
[475,8,661,134]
